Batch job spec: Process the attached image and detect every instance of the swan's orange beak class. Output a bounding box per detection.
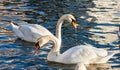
[71,20,77,29]
[35,42,40,53]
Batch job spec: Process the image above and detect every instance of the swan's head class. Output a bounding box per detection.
[35,35,50,53]
[60,14,77,29]
[35,35,58,53]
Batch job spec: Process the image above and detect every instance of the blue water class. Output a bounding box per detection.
[0,0,120,70]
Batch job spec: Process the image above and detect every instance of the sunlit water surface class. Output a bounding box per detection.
[0,0,120,70]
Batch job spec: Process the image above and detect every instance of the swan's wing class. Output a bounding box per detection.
[59,45,98,64]
[19,25,34,41]
[86,47,113,64]
[92,47,108,57]
[31,24,53,36]
[94,51,116,63]
[19,24,53,42]
[24,24,53,38]
[12,26,24,38]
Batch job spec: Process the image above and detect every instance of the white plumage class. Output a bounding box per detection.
[10,14,76,42]
[10,23,53,42]
[35,35,116,64]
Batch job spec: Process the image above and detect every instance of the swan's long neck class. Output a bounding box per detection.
[49,36,60,52]
[56,18,64,46]
[47,36,61,61]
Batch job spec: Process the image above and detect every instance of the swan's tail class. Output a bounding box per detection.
[10,22,19,33]
[96,51,117,63]
[10,22,19,28]
[10,22,24,38]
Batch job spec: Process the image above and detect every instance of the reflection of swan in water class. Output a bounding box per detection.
[10,14,77,43]
[47,61,75,70]
[47,61,111,70]
[48,61,86,70]
[35,35,116,66]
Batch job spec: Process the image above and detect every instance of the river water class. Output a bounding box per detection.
[0,0,120,70]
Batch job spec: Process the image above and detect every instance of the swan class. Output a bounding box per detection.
[35,35,116,64]
[10,14,77,42]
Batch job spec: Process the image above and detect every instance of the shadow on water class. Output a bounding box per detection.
[0,0,120,70]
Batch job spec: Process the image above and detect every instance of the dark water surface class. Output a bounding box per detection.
[0,0,120,70]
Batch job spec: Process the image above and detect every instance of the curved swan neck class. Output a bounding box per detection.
[56,19,63,46]
[49,36,61,52]
[56,14,76,46]
[47,35,61,61]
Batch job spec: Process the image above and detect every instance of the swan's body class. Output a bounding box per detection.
[35,35,116,64]
[11,23,53,42]
[10,14,76,42]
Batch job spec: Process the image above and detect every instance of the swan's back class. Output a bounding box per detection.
[56,45,115,64]
[19,24,53,42]
[11,22,53,42]
[29,24,53,36]
[58,45,98,64]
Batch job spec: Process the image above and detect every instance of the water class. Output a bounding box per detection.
[0,0,120,70]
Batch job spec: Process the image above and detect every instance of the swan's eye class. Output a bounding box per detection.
[72,19,76,23]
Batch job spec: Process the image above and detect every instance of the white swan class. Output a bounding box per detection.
[35,35,116,64]
[10,14,77,42]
